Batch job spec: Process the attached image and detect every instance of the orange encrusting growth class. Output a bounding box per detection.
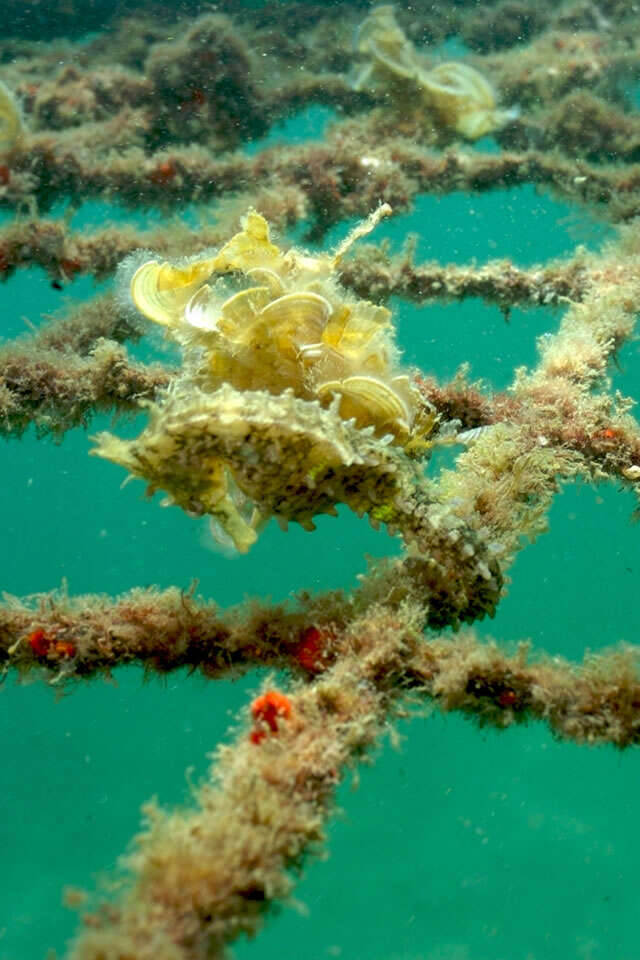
[249,690,293,744]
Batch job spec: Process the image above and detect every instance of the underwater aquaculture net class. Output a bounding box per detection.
[2,2,640,958]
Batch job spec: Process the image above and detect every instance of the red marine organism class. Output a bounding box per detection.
[250,690,292,745]
[149,159,178,186]
[290,626,333,673]
[28,628,52,657]
[27,629,76,659]
[498,689,518,708]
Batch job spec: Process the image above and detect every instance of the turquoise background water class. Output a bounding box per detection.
[2,103,640,960]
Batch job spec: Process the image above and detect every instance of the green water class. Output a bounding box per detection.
[2,121,640,960]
